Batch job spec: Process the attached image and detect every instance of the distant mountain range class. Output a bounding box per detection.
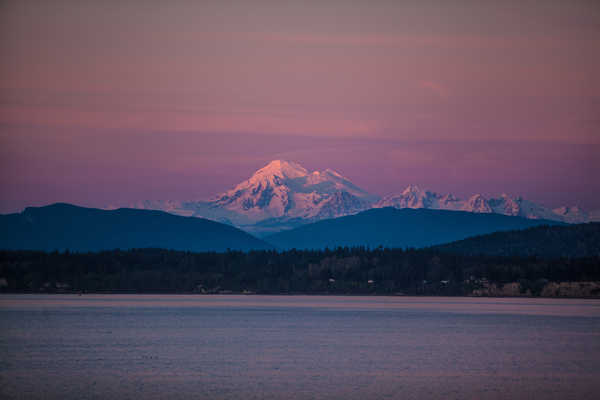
[373,185,593,223]
[264,207,563,250]
[115,160,599,234]
[0,203,272,252]
[3,160,596,253]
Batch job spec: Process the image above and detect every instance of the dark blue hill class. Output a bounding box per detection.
[264,207,564,250]
[432,222,600,258]
[0,203,272,252]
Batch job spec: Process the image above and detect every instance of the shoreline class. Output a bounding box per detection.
[2,290,600,299]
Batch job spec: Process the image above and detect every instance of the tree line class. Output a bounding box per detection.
[1,247,599,295]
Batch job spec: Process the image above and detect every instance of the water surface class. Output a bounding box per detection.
[1,295,599,399]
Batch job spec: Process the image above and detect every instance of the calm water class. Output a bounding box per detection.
[1,295,600,400]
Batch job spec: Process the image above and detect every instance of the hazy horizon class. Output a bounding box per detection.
[1,0,599,212]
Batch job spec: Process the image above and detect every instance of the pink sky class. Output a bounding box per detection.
[1,0,599,212]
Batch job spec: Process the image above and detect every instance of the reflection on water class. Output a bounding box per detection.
[1,295,600,399]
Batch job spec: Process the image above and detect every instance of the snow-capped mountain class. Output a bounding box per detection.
[111,160,378,233]
[374,185,597,223]
[117,161,598,233]
[551,206,596,224]
[375,186,496,214]
[212,160,376,223]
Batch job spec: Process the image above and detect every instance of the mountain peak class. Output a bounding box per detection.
[253,160,308,180]
[465,194,492,213]
[468,193,486,200]
[210,160,376,223]
[402,184,425,195]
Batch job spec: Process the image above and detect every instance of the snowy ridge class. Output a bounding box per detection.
[552,206,594,224]
[118,161,599,233]
[374,185,596,223]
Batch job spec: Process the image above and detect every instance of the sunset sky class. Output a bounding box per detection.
[1,0,599,212]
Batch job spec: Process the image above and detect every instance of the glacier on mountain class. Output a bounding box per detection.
[212,160,376,223]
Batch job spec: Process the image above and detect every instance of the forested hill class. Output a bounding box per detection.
[0,203,272,252]
[433,223,600,258]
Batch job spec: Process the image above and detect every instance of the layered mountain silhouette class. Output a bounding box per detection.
[0,203,272,252]
[4,204,593,254]
[118,160,599,234]
[264,207,564,250]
